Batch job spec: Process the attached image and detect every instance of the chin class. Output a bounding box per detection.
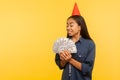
[68,34,73,37]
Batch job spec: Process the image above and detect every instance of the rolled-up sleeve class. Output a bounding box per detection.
[81,41,95,75]
[55,54,64,69]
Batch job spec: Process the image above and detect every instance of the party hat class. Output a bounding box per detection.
[72,2,80,15]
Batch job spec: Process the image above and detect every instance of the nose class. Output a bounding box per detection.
[66,26,70,30]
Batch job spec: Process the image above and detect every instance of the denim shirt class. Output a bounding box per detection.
[55,37,95,80]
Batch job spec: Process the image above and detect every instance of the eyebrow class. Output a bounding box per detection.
[67,22,74,25]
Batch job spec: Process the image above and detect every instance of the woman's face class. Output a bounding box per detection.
[66,18,81,37]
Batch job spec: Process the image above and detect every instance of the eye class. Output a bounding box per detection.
[70,25,73,27]
[66,25,69,28]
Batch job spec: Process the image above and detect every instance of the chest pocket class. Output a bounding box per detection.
[72,52,87,62]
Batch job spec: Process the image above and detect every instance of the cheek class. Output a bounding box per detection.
[74,27,80,32]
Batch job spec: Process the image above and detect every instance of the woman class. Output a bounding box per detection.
[55,15,95,80]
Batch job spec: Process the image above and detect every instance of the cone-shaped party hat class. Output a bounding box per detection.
[72,2,80,16]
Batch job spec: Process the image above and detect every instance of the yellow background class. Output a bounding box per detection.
[0,0,120,80]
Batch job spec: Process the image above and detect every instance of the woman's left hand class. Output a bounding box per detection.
[60,50,72,62]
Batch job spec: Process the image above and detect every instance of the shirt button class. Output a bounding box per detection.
[79,55,81,57]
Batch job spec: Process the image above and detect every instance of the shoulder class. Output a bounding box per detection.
[82,38,95,48]
[87,40,95,51]
[88,40,95,46]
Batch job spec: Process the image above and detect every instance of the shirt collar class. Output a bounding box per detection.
[76,36,84,43]
[68,36,84,43]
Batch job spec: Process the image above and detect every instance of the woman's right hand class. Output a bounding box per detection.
[59,51,68,68]
[59,51,65,61]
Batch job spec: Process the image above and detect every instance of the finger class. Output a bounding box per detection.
[60,52,66,59]
[65,50,72,59]
[60,56,64,60]
[63,50,69,57]
[59,51,65,58]
[59,51,64,55]
[66,49,71,54]
[64,50,70,56]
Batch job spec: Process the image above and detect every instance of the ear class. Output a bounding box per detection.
[78,25,81,31]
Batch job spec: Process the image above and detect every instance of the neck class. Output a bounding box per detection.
[72,34,81,42]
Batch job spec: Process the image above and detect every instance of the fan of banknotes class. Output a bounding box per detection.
[53,37,77,54]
